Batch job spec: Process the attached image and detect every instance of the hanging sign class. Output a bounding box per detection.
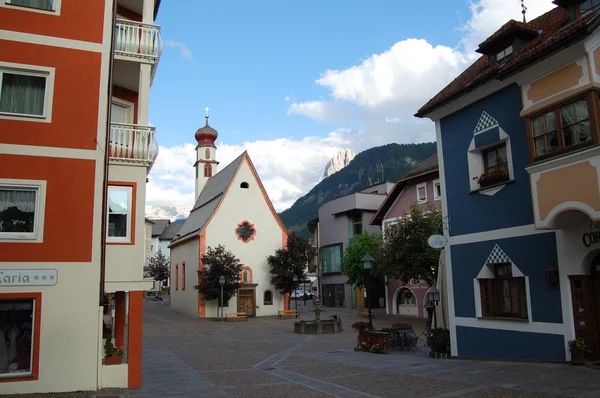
[0,269,58,286]
[428,235,447,249]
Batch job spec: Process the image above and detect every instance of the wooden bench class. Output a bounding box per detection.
[226,312,247,321]
[278,309,299,319]
[359,308,375,317]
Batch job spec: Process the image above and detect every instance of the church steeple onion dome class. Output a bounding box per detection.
[195,107,218,147]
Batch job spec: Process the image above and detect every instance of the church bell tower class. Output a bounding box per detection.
[194,107,219,200]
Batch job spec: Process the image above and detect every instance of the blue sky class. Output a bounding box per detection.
[145,0,556,217]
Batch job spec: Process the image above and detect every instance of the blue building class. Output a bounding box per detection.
[416,1,600,362]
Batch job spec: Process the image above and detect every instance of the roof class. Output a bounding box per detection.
[150,219,170,237]
[416,6,600,118]
[169,151,247,246]
[159,223,183,241]
[370,155,439,226]
[145,218,155,224]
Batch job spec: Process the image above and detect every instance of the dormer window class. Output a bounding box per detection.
[580,0,600,14]
[496,45,513,62]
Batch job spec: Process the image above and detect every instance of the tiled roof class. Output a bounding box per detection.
[416,6,600,117]
[402,154,438,178]
[169,151,247,247]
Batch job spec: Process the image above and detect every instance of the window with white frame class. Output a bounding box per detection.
[107,186,132,242]
[433,180,441,200]
[416,183,427,203]
[4,0,56,12]
[496,45,513,62]
[0,298,36,379]
[0,180,45,241]
[0,66,51,119]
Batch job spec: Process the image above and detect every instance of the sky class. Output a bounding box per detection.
[146,0,556,215]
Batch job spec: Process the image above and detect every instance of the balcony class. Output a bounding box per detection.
[114,19,163,81]
[109,123,159,169]
[526,145,600,229]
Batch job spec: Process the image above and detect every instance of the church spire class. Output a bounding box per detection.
[194,107,219,200]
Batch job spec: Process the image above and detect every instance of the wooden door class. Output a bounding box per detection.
[237,290,255,316]
[569,275,599,359]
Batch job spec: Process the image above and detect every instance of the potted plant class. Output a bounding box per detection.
[372,342,385,353]
[426,328,451,358]
[103,338,125,365]
[359,338,372,351]
[473,169,509,188]
[569,338,590,365]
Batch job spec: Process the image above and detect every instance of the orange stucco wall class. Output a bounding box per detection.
[0,155,95,262]
[0,0,106,43]
[0,40,102,150]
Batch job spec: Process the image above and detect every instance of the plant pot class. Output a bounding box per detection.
[571,347,586,365]
[104,355,123,365]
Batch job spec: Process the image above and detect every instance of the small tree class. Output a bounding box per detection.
[378,203,442,285]
[268,232,315,306]
[195,245,243,304]
[341,232,383,289]
[148,250,170,283]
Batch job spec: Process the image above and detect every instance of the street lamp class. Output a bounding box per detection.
[219,275,225,322]
[361,255,374,331]
[292,275,298,311]
[426,287,440,329]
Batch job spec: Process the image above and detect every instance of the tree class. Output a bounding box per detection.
[194,245,243,303]
[378,203,443,285]
[268,232,315,301]
[148,250,170,283]
[341,232,383,289]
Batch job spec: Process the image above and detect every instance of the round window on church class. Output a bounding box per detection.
[235,221,256,243]
[205,148,210,159]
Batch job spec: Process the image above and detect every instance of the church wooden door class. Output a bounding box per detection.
[238,289,255,317]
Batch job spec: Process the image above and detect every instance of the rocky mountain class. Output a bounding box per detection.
[323,149,355,178]
[145,204,191,221]
[278,142,437,236]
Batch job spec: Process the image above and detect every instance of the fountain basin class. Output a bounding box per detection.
[294,319,342,334]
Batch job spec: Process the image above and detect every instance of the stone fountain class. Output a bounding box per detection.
[293,298,343,334]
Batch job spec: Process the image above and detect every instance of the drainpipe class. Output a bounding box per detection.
[100,0,118,306]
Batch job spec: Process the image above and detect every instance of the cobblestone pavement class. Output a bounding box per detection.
[15,299,600,397]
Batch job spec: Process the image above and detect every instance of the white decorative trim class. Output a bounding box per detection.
[525,145,600,174]
[416,182,427,203]
[0,178,46,243]
[0,61,55,123]
[433,179,441,200]
[448,223,554,246]
[0,0,61,16]
[455,313,564,335]
[0,30,103,53]
[106,185,133,243]
[477,184,506,196]
[0,143,99,160]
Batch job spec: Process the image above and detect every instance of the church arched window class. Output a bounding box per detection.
[205,148,210,159]
[204,164,212,177]
[240,182,249,189]
[264,290,273,305]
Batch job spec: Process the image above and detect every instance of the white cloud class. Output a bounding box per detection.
[163,39,193,61]
[148,1,559,217]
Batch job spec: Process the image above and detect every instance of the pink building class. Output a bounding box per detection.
[370,154,441,317]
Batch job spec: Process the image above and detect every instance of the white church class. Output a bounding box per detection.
[169,109,289,318]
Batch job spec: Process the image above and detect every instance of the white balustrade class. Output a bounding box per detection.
[114,19,163,61]
[109,123,159,166]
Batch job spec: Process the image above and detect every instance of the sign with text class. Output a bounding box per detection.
[583,220,600,248]
[0,269,58,286]
[428,235,447,249]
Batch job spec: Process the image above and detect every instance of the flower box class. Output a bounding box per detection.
[473,170,509,188]
[104,355,123,365]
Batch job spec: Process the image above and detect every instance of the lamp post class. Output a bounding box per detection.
[361,255,374,331]
[426,287,441,329]
[219,275,225,322]
[292,275,298,311]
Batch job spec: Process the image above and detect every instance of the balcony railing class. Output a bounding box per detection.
[114,19,163,80]
[109,123,159,167]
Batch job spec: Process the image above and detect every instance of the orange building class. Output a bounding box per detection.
[0,0,162,393]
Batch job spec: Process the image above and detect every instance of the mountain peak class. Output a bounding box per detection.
[323,149,356,178]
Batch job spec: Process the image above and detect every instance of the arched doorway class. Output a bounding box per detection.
[396,287,417,316]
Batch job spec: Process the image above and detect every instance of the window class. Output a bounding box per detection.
[321,244,342,273]
[580,0,600,14]
[416,183,427,203]
[175,264,179,291]
[4,0,56,12]
[481,143,510,186]
[348,213,362,240]
[479,263,528,319]
[205,148,210,159]
[0,295,40,380]
[0,67,51,119]
[107,185,133,243]
[0,180,45,241]
[182,262,186,291]
[264,290,273,305]
[496,45,513,62]
[240,182,249,189]
[433,180,442,200]
[398,289,416,306]
[530,98,592,159]
[235,221,256,243]
[204,164,212,178]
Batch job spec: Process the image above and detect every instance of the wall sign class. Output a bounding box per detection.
[0,269,58,286]
[428,235,447,249]
[583,221,600,248]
